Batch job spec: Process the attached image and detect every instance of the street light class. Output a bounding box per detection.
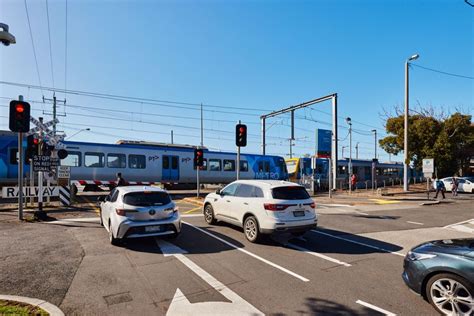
[346,117,352,194]
[371,129,377,160]
[67,128,90,140]
[0,23,16,46]
[404,53,419,191]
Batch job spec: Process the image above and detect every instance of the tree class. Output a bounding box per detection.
[379,110,473,177]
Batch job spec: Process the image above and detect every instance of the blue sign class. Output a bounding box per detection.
[316,129,332,158]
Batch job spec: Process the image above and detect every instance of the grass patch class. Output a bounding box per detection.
[0,300,49,316]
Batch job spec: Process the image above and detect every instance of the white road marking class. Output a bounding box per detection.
[443,218,474,228]
[181,214,203,218]
[353,210,369,216]
[155,239,263,315]
[356,300,396,315]
[285,242,351,267]
[406,221,424,226]
[47,217,100,224]
[183,221,309,282]
[318,203,353,208]
[311,230,406,257]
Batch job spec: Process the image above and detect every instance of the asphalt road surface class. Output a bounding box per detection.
[45,196,472,315]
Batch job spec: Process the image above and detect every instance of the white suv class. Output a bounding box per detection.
[203,180,317,242]
[100,186,181,245]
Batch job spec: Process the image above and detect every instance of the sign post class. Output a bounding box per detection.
[422,158,434,200]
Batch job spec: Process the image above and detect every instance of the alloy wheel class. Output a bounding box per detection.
[430,278,474,315]
[244,218,257,241]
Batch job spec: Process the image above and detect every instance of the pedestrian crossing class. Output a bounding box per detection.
[444,219,474,234]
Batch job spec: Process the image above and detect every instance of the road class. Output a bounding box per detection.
[1,194,473,315]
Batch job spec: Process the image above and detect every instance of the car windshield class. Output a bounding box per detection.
[123,191,171,206]
[272,186,310,200]
[463,177,474,182]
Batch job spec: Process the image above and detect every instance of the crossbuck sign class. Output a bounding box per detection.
[25,117,66,147]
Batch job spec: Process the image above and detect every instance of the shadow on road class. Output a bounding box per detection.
[295,297,381,316]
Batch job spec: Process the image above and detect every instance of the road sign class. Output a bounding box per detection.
[58,166,70,178]
[2,186,59,198]
[32,155,59,172]
[25,117,65,146]
[422,158,434,173]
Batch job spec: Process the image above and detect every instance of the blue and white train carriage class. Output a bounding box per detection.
[0,131,288,190]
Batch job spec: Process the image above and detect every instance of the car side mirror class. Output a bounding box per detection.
[216,189,221,195]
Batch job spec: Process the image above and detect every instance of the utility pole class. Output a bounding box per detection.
[346,117,352,194]
[171,130,174,144]
[43,93,66,137]
[197,103,203,198]
[289,139,293,158]
[355,142,359,159]
[372,129,377,160]
[404,54,419,192]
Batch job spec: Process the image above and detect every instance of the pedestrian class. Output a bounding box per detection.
[434,178,445,199]
[116,172,126,187]
[451,175,458,197]
[351,173,357,191]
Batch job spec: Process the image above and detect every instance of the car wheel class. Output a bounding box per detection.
[108,221,121,246]
[204,204,217,225]
[425,273,474,315]
[243,216,260,243]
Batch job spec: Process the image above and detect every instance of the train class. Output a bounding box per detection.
[0,130,288,191]
[286,157,422,190]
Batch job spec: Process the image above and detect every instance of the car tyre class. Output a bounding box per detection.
[109,221,121,246]
[425,273,474,315]
[204,204,217,225]
[243,216,260,243]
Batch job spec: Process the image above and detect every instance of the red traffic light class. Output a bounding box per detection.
[239,127,245,133]
[33,138,39,145]
[15,104,25,113]
[197,151,202,156]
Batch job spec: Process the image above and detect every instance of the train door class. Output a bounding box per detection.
[162,155,179,182]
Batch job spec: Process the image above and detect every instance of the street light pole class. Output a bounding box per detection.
[355,142,359,159]
[404,54,419,192]
[66,128,90,140]
[346,117,352,194]
[371,129,377,160]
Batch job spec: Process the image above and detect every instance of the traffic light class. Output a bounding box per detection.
[26,135,39,160]
[235,124,247,147]
[9,100,30,132]
[194,148,204,167]
[42,143,55,156]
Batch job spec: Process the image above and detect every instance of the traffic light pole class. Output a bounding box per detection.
[35,117,45,219]
[18,95,25,220]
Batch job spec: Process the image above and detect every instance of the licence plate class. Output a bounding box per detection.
[293,211,305,217]
[145,225,163,232]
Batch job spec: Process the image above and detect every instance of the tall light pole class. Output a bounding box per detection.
[66,128,90,140]
[342,146,347,158]
[346,117,352,193]
[371,129,377,160]
[355,142,359,159]
[404,53,419,191]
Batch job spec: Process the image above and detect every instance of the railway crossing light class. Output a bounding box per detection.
[194,148,204,167]
[9,100,31,132]
[236,124,247,147]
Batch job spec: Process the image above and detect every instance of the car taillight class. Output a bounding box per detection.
[264,203,289,211]
[310,202,316,209]
[116,208,126,216]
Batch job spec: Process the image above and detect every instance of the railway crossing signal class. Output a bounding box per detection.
[194,148,204,167]
[26,135,39,161]
[236,124,247,147]
[9,100,31,132]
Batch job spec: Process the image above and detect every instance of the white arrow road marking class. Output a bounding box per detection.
[184,221,309,282]
[155,239,263,316]
[356,300,396,315]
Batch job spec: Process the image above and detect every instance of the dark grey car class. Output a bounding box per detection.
[402,238,474,315]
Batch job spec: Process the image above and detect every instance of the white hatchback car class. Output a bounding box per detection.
[203,180,317,242]
[99,186,181,245]
[436,177,474,193]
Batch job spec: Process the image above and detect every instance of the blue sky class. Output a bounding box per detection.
[1,0,472,161]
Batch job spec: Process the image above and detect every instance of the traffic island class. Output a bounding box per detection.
[0,295,64,316]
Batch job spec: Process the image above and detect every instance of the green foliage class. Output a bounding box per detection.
[0,300,49,316]
[379,111,473,177]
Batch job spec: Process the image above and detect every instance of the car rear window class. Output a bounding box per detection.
[123,191,171,206]
[272,186,310,200]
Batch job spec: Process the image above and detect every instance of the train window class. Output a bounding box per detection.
[240,160,248,172]
[193,158,207,170]
[223,160,235,172]
[163,156,169,169]
[61,151,81,167]
[258,161,270,173]
[9,148,18,165]
[129,155,146,169]
[209,159,221,171]
[85,152,105,168]
[171,156,178,169]
[107,154,126,168]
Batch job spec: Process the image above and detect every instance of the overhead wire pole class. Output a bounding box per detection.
[197,103,203,198]
[260,93,338,188]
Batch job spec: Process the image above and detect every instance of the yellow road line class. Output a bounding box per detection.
[184,206,202,214]
[369,199,400,205]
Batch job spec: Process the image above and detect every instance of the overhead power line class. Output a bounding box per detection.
[24,0,44,96]
[45,0,55,87]
[412,64,474,80]
[64,0,68,99]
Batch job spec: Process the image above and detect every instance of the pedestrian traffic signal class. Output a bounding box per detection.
[235,124,247,147]
[9,100,30,132]
[26,135,39,160]
[194,148,204,167]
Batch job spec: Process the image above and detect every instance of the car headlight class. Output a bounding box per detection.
[406,251,437,261]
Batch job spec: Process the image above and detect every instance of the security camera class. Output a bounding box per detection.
[0,23,16,46]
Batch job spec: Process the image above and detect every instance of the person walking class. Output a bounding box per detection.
[351,174,357,191]
[451,176,458,197]
[434,178,446,199]
[116,172,126,187]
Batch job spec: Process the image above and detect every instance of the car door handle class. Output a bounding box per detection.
[226,200,231,202]
[243,202,248,205]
